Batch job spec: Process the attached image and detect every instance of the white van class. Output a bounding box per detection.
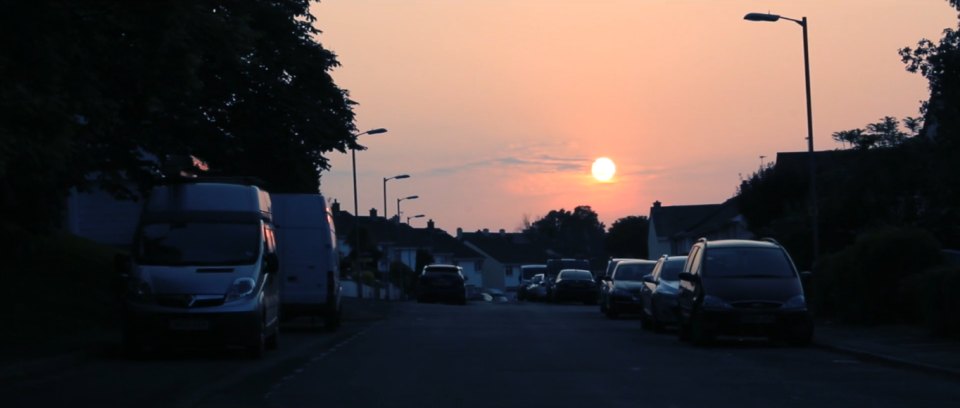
[272,194,341,329]
[121,181,281,357]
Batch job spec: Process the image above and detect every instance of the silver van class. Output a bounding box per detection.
[121,181,281,357]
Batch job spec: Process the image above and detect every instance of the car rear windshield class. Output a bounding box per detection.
[558,270,593,280]
[704,247,795,278]
[613,263,655,281]
[522,266,546,279]
[424,266,460,274]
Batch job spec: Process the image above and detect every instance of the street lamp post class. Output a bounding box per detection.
[383,174,410,221]
[407,214,425,225]
[396,195,419,222]
[744,12,819,265]
[350,128,388,298]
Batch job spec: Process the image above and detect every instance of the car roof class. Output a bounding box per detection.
[702,239,780,249]
[618,259,657,265]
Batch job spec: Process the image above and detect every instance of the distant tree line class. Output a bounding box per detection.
[1,1,357,237]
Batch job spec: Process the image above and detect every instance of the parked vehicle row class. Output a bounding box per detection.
[593,238,814,347]
[120,180,342,358]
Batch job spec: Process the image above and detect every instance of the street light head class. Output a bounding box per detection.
[366,128,388,135]
[405,195,419,200]
[744,12,780,22]
[395,174,410,179]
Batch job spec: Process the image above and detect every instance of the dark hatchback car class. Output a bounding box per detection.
[517,264,547,301]
[551,269,598,304]
[639,255,687,331]
[417,264,467,305]
[599,260,657,318]
[677,238,813,345]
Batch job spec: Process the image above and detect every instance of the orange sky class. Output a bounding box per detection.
[311,0,958,233]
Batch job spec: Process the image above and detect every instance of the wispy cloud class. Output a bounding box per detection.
[420,153,589,177]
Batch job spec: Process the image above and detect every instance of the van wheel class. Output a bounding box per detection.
[324,306,342,331]
[678,315,691,342]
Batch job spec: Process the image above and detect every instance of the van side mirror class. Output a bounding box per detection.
[264,253,280,274]
[642,274,656,284]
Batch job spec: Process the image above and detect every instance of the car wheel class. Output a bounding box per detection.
[248,329,266,359]
[121,327,146,359]
[640,311,653,331]
[678,314,691,342]
[650,305,666,333]
[265,326,280,350]
[690,311,712,346]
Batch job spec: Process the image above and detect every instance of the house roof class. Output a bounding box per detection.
[649,203,723,239]
[684,198,743,237]
[332,209,483,260]
[460,230,555,265]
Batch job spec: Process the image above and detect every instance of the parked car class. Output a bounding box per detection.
[417,264,467,305]
[483,288,509,303]
[545,258,591,299]
[524,273,548,301]
[599,259,657,318]
[639,255,687,331]
[676,238,813,346]
[551,269,598,304]
[517,264,546,301]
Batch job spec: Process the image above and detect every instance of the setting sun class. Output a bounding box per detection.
[591,157,616,182]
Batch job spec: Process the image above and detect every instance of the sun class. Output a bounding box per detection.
[591,157,616,182]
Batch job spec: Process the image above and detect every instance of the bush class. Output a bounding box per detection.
[909,265,960,338]
[813,227,942,324]
[5,232,123,344]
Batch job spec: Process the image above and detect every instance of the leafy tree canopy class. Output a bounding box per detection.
[523,206,606,261]
[1,1,356,235]
[605,216,649,259]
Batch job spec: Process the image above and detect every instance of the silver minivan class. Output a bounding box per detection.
[121,181,281,357]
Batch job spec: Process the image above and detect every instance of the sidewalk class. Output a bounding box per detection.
[813,320,960,380]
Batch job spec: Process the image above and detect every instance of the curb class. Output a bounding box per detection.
[813,341,960,381]
[0,348,101,384]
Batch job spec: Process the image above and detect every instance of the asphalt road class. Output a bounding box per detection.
[4,300,960,408]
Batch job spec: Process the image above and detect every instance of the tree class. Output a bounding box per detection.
[524,206,606,261]
[831,116,918,150]
[605,216,649,259]
[900,1,960,149]
[0,1,356,237]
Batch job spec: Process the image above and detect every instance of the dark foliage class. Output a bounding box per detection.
[605,215,649,259]
[0,1,356,238]
[523,206,606,265]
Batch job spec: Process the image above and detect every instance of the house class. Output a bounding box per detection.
[458,229,556,291]
[647,199,752,257]
[330,203,484,286]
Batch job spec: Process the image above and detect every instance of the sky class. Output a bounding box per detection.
[311,0,958,233]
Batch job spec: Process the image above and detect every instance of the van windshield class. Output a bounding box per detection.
[137,221,261,266]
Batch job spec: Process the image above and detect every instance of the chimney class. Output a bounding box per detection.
[427,219,435,230]
[456,227,463,239]
[653,200,662,208]
[331,199,340,213]
[482,228,489,235]
[499,229,506,237]
[369,208,378,218]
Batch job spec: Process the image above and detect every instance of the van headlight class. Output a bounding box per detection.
[127,279,154,303]
[225,277,257,303]
[782,295,807,310]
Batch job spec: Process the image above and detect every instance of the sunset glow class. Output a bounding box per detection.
[314,0,957,232]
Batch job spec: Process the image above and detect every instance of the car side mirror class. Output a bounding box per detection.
[264,253,280,274]
[678,272,694,282]
[642,274,656,284]
[799,270,813,284]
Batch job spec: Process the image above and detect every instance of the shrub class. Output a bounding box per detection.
[813,227,942,324]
